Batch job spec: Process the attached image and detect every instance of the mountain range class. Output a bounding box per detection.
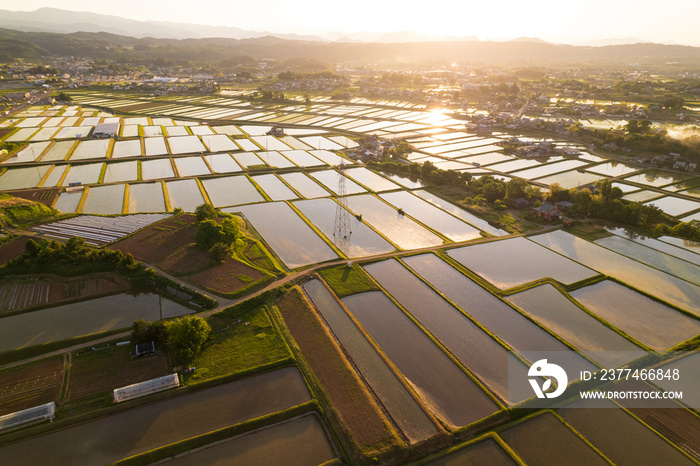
[0,7,639,46]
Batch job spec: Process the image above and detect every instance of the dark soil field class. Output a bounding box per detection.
[67,344,169,401]
[0,357,64,414]
[188,257,263,294]
[499,412,608,465]
[11,188,59,207]
[111,214,211,275]
[277,288,395,451]
[0,367,312,465]
[112,214,265,294]
[0,236,31,265]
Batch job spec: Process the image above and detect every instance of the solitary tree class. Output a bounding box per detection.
[167,316,211,364]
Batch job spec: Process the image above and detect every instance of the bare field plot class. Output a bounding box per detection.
[559,399,696,465]
[500,412,608,466]
[0,367,311,465]
[447,236,597,289]
[343,291,499,428]
[67,344,168,401]
[166,414,336,466]
[277,288,394,449]
[0,358,64,414]
[532,230,700,315]
[111,214,211,275]
[571,280,700,350]
[303,279,438,443]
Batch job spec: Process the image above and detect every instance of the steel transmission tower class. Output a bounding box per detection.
[333,161,352,245]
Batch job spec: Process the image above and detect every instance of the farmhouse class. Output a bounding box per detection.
[533,202,563,221]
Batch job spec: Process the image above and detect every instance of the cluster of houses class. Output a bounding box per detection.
[629,153,697,172]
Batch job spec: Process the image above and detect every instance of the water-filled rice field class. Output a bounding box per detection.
[281,150,327,168]
[0,293,189,351]
[167,135,207,154]
[366,257,529,404]
[379,191,482,242]
[203,153,242,173]
[60,163,103,186]
[82,184,125,215]
[343,194,444,249]
[254,151,297,169]
[165,179,205,212]
[0,166,50,190]
[558,399,696,466]
[103,161,138,183]
[570,280,700,350]
[127,182,166,213]
[401,253,595,374]
[293,198,395,257]
[251,174,298,201]
[342,290,500,428]
[447,236,597,289]
[500,412,608,465]
[413,190,508,236]
[506,284,643,367]
[141,158,175,180]
[173,156,211,177]
[165,414,336,466]
[531,230,700,315]
[69,139,110,160]
[232,202,338,269]
[144,137,169,156]
[201,175,265,207]
[427,438,518,465]
[111,140,142,158]
[279,172,331,198]
[301,280,438,443]
[595,235,700,284]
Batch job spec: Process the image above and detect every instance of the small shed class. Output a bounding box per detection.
[93,122,119,138]
[131,341,155,358]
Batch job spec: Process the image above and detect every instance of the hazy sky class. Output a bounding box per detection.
[1,0,699,45]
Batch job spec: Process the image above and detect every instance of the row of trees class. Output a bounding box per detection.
[132,316,211,364]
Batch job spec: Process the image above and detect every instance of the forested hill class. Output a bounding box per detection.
[1,27,699,67]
